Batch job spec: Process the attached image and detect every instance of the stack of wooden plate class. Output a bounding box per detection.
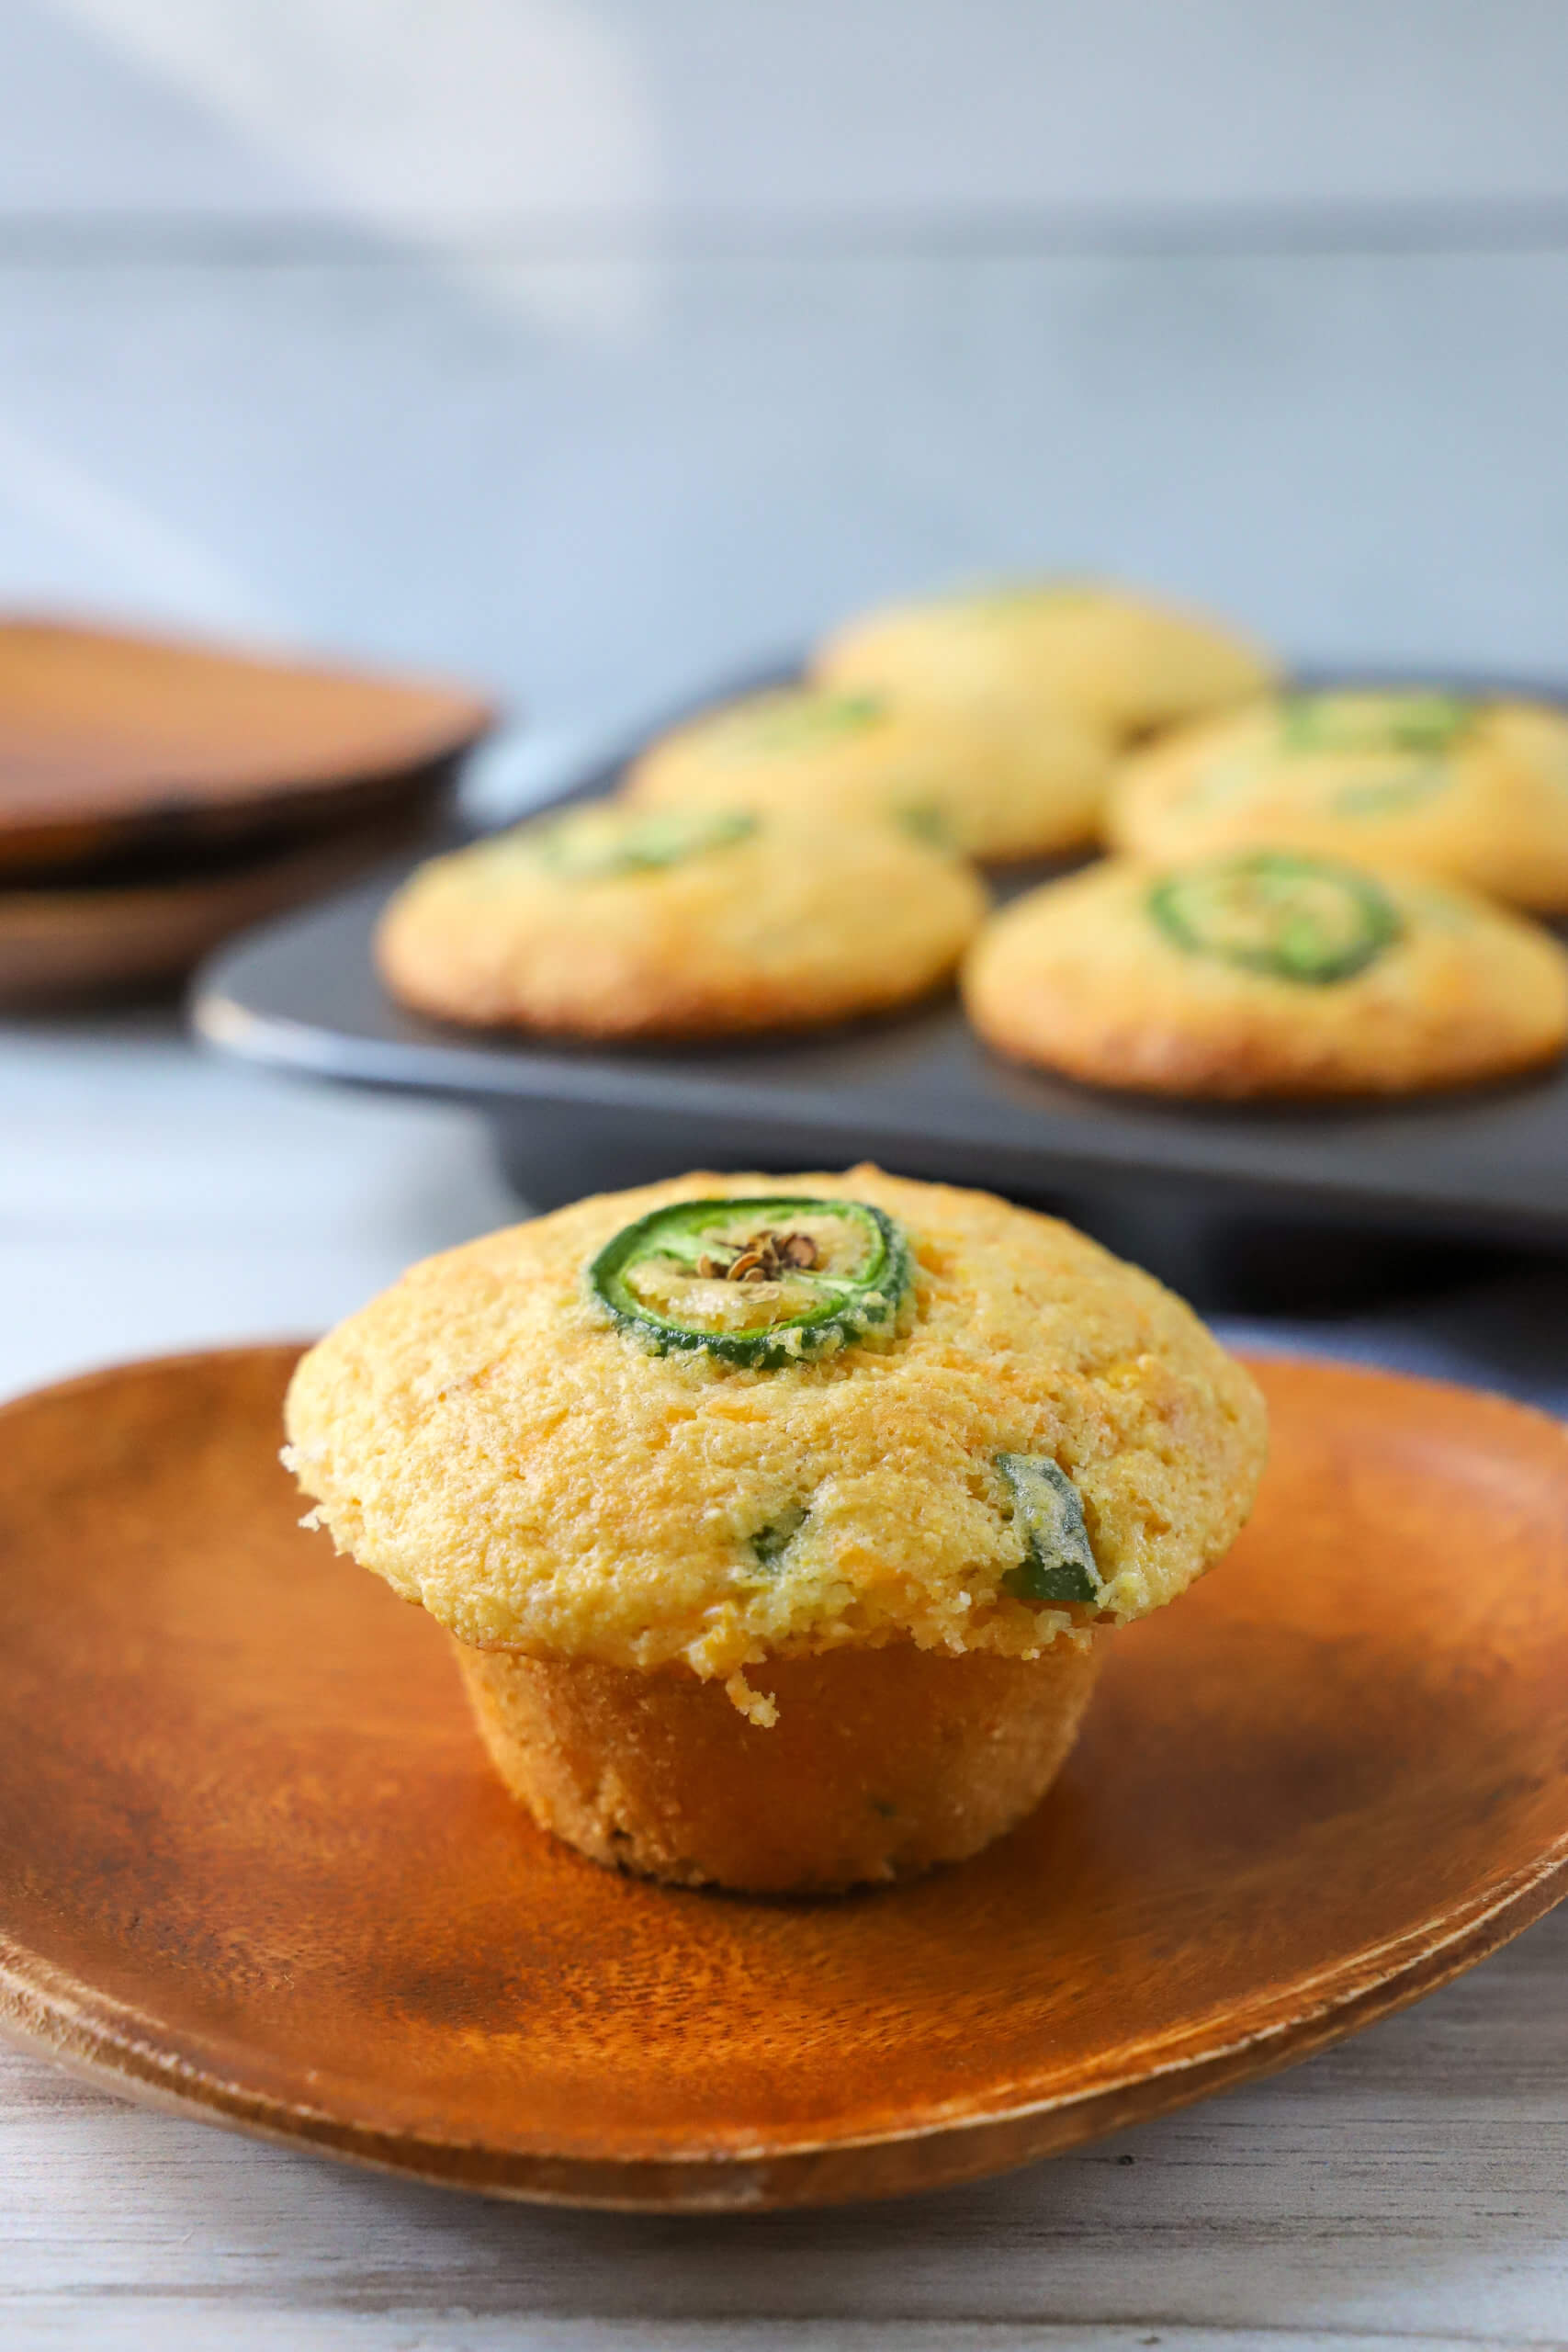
[0,616,495,1006]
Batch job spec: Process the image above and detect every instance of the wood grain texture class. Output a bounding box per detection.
[0,1344,1564,2211]
[0,796,443,1006]
[3,1900,1567,2344]
[0,616,492,876]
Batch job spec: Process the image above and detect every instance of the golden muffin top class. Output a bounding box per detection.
[284,1170,1267,1716]
[375,799,987,1037]
[1107,690,1568,911]
[623,680,1110,861]
[964,850,1568,1099]
[814,580,1277,739]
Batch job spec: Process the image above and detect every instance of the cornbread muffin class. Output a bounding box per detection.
[815,580,1277,746]
[623,682,1111,862]
[459,1642,1102,1893]
[285,1169,1267,1891]
[1106,690,1568,912]
[376,800,987,1037]
[964,850,1568,1099]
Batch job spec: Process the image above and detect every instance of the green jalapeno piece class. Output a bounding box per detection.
[1278,691,1474,758]
[589,1196,913,1366]
[1148,850,1401,985]
[894,799,956,849]
[525,807,755,881]
[997,1454,1101,1605]
[716,692,884,758]
[749,1504,807,1568]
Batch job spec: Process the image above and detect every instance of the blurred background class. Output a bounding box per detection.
[6,0,1568,792]
[6,0,1568,1389]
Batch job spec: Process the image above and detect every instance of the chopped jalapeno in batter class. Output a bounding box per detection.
[996,1454,1101,1605]
[1148,851,1402,984]
[525,806,755,881]
[588,1196,913,1366]
[716,692,885,758]
[1278,691,1473,759]
[1330,764,1452,817]
[749,1505,807,1567]
[894,799,954,848]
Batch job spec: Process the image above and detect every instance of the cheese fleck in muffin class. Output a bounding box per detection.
[815,580,1277,745]
[1106,690,1568,912]
[285,1169,1266,1890]
[964,850,1568,1098]
[623,682,1111,863]
[376,799,987,1038]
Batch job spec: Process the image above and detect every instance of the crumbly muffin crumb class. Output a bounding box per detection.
[285,1167,1267,1690]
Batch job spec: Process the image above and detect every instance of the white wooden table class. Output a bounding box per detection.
[2,1009,1565,2349]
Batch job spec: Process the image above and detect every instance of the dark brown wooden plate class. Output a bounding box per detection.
[1,1346,1564,2210]
[0,797,442,1008]
[0,616,495,878]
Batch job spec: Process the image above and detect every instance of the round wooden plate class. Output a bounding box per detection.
[0,616,494,877]
[0,796,442,1007]
[0,1347,1564,2210]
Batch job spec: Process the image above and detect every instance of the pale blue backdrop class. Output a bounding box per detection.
[3,1,1567,794]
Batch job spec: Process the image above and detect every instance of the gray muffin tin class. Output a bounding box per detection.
[192,670,1568,1308]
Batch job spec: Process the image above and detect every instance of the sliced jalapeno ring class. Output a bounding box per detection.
[588,1195,913,1366]
[1279,691,1476,757]
[1148,850,1402,985]
[997,1453,1101,1606]
[525,806,755,882]
[716,690,885,758]
[1279,691,1473,758]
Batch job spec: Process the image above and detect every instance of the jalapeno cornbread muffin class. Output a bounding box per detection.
[815,580,1277,747]
[376,799,987,1038]
[964,849,1568,1099]
[1106,690,1568,912]
[622,682,1111,862]
[284,1169,1267,1892]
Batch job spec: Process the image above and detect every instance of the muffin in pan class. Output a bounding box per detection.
[964,849,1568,1099]
[376,798,987,1038]
[815,580,1277,747]
[284,1168,1267,1893]
[1106,689,1568,912]
[622,681,1111,862]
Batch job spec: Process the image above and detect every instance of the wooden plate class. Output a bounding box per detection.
[0,616,494,878]
[0,796,444,1009]
[1,1347,1564,2211]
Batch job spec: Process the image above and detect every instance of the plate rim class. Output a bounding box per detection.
[1,1341,1565,2210]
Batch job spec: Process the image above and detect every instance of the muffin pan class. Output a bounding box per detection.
[193,668,1568,1304]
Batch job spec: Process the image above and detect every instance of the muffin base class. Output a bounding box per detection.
[454,1636,1103,1894]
